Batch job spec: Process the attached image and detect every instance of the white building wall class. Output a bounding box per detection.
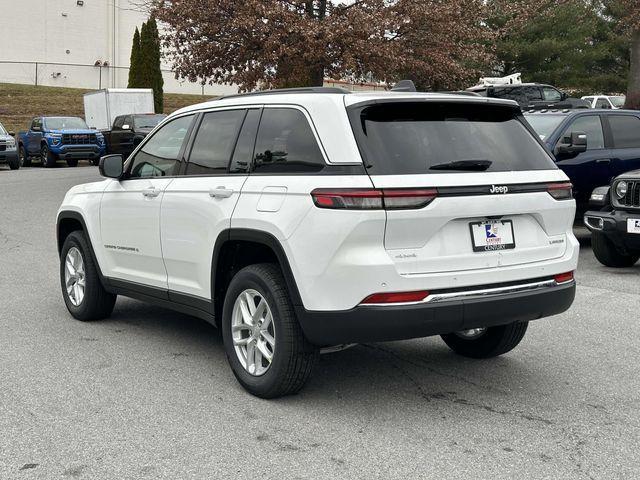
[0,0,238,95]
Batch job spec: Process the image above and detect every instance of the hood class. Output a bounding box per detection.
[0,134,14,142]
[49,129,98,135]
[618,169,640,180]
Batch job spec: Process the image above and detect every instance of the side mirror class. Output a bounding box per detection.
[557,131,587,156]
[589,186,610,208]
[122,124,131,131]
[8,131,15,137]
[99,154,124,179]
[560,92,569,101]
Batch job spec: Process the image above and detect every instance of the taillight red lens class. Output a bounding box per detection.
[548,182,573,200]
[554,271,574,284]
[311,188,437,210]
[361,290,430,304]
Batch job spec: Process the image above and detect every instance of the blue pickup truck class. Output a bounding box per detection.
[17,116,106,167]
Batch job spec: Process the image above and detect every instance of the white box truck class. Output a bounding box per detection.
[83,89,155,131]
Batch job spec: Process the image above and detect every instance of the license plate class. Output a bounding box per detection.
[628,219,640,234]
[469,220,516,252]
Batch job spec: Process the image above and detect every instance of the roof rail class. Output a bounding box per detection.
[217,86,352,101]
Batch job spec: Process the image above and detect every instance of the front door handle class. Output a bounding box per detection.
[142,187,160,198]
[595,158,612,164]
[209,187,234,198]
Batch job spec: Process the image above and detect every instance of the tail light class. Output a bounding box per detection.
[311,188,437,210]
[547,182,573,200]
[361,290,430,304]
[554,271,574,284]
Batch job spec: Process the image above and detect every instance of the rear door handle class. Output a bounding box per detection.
[142,187,160,198]
[209,187,233,198]
[595,158,612,164]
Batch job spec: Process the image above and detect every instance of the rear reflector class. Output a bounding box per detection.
[361,290,430,304]
[547,182,573,200]
[311,188,437,210]
[554,271,574,284]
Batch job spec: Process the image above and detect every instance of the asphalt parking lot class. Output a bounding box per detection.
[1,165,639,480]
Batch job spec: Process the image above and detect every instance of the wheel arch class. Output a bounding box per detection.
[57,210,107,283]
[211,229,303,318]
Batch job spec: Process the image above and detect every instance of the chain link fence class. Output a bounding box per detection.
[0,61,386,95]
[0,61,237,96]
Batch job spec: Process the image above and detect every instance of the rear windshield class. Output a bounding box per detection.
[349,102,556,174]
[524,114,566,141]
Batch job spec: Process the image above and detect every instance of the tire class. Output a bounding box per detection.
[19,145,30,167]
[66,158,79,167]
[441,322,529,359]
[60,230,116,321]
[41,144,56,168]
[8,155,20,170]
[221,263,319,398]
[591,232,639,268]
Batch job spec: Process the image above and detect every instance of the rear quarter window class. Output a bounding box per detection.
[348,102,557,175]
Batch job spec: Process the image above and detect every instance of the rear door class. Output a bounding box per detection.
[347,100,573,275]
[160,107,256,301]
[28,118,43,155]
[604,113,640,178]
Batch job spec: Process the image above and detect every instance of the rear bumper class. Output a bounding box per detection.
[584,209,640,250]
[296,278,575,346]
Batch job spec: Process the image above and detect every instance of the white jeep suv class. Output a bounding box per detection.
[57,87,579,398]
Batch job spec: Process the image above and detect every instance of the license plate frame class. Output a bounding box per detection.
[627,218,640,234]
[469,219,516,252]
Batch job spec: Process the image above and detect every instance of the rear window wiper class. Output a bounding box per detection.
[429,160,492,171]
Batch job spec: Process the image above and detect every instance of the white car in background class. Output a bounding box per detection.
[581,95,626,110]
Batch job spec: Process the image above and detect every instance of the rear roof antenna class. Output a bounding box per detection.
[391,80,417,92]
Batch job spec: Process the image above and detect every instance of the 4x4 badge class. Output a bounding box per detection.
[489,185,509,194]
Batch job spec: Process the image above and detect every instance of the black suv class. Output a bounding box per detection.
[468,83,589,110]
[584,173,640,267]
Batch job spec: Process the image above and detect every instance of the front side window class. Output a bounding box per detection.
[542,87,562,102]
[185,109,246,175]
[558,115,604,150]
[523,86,544,101]
[349,102,556,174]
[595,98,611,109]
[31,118,42,131]
[113,116,125,130]
[128,115,193,178]
[253,108,325,173]
[609,115,640,149]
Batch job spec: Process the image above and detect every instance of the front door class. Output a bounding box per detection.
[99,114,195,289]
[554,114,612,209]
[161,108,259,300]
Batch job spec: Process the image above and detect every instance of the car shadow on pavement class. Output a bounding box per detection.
[95,297,551,419]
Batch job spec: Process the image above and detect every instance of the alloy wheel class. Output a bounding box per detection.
[64,247,86,306]
[231,289,276,376]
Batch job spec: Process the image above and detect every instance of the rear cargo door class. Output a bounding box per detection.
[348,101,575,275]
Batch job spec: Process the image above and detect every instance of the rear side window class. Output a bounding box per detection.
[253,108,325,173]
[186,109,246,175]
[542,87,562,102]
[609,115,640,148]
[559,115,604,150]
[348,102,556,174]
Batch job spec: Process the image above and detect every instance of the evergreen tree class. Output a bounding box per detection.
[127,27,142,88]
[139,18,164,112]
